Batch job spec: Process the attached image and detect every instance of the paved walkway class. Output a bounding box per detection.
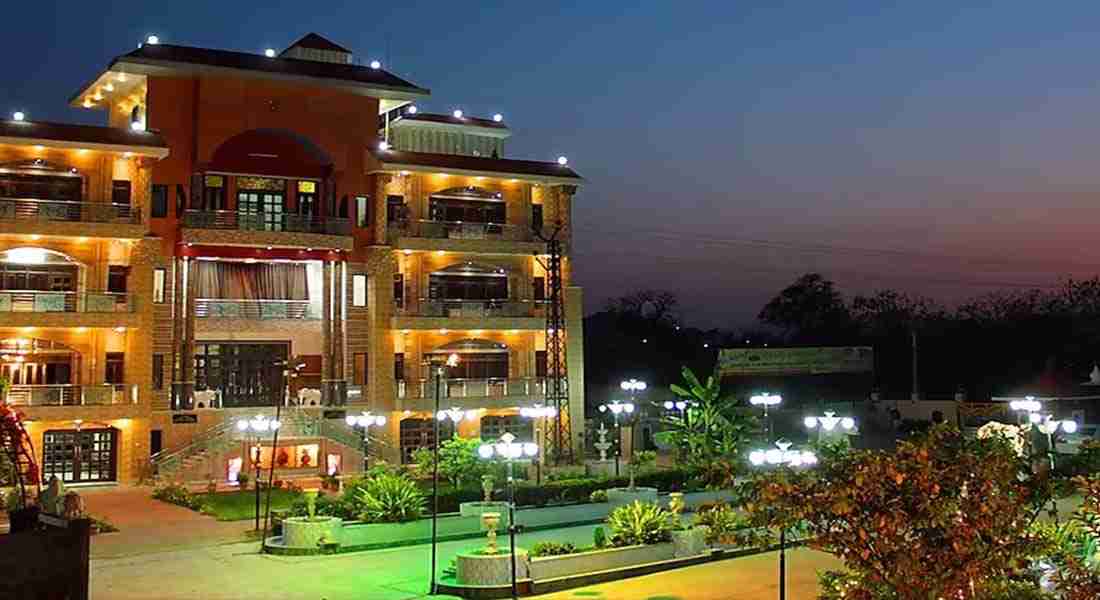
[80,485,254,559]
[91,515,840,600]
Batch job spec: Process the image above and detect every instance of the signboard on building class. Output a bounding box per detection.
[718,346,874,376]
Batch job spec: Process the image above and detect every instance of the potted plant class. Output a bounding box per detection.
[607,450,659,508]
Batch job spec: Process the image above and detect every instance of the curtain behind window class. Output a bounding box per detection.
[193,262,308,300]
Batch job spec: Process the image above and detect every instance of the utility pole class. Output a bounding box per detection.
[910,328,920,401]
[535,219,573,464]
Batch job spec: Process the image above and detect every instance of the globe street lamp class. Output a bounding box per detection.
[750,393,782,442]
[520,405,556,485]
[598,400,635,477]
[345,412,386,471]
[748,440,817,600]
[478,432,538,600]
[236,414,281,530]
[425,352,458,596]
[803,411,856,440]
[1010,396,1043,424]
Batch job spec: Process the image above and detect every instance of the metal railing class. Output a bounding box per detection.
[398,298,544,318]
[387,219,533,243]
[150,418,237,480]
[182,209,351,235]
[0,197,140,224]
[194,298,317,320]
[0,290,133,313]
[399,377,564,400]
[4,383,137,406]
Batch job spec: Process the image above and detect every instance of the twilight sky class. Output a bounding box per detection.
[6,2,1100,327]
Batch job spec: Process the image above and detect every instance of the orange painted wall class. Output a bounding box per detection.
[145,74,381,255]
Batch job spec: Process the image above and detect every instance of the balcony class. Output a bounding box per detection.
[394,298,545,330]
[195,299,318,320]
[0,197,143,238]
[181,210,354,250]
[0,290,133,313]
[397,377,564,411]
[388,219,544,254]
[5,384,138,407]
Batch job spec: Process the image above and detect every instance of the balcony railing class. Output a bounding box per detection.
[0,197,141,224]
[398,377,564,400]
[398,299,544,319]
[182,209,351,235]
[387,219,533,243]
[195,298,318,320]
[0,290,133,313]
[5,384,138,406]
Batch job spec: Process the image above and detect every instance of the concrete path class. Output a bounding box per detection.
[91,517,839,600]
[81,485,255,559]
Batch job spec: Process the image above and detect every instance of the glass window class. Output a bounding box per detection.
[112,180,132,205]
[105,352,124,384]
[151,184,168,218]
[394,353,405,381]
[203,175,226,210]
[153,268,166,303]
[393,273,404,308]
[153,354,164,390]
[356,196,369,228]
[108,265,129,294]
[532,203,543,232]
[387,195,406,223]
[481,416,533,442]
[352,274,367,307]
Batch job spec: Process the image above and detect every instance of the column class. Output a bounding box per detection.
[178,257,196,409]
[321,260,334,404]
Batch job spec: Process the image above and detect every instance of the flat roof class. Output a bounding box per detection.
[71,42,429,106]
[0,120,169,157]
[394,113,509,130]
[370,148,581,185]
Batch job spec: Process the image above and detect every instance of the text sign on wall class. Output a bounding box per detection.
[718,346,874,376]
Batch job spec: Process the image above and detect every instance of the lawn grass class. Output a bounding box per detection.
[201,488,301,522]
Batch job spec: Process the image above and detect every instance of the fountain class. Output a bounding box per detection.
[455,511,530,585]
[594,424,612,462]
[281,488,343,550]
[459,474,509,518]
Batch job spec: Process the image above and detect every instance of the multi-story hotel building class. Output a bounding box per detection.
[0,33,584,485]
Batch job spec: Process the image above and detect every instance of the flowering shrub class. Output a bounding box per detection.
[976,421,1029,457]
[606,501,672,546]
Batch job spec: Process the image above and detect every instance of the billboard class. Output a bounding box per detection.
[718,346,874,377]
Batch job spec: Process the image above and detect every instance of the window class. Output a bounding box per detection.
[532,203,544,233]
[203,175,226,210]
[356,196,369,228]
[352,274,367,307]
[297,181,317,216]
[393,273,404,308]
[481,415,533,442]
[153,268,166,303]
[112,180,132,205]
[353,353,368,386]
[153,354,164,390]
[105,352,124,384]
[150,430,163,456]
[533,277,546,302]
[536,351,548,377]
[151,184,168,218]
[394,353,405,381]
[400,418,451,463]
[387,195,406,223]
[107,266,129,294]
[176,184,187,216]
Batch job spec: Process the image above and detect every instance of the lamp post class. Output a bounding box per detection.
[426,352,459,596]
[235,414,281,530]
[748,440,817,600]
[803,411,856,440]
[663,400,693,459]
[478,432,538,600]
[598,400,635,477]
[520,405,556,485]
[1033,413,1077,522]
[750,393,782,442]
[344,411,386,471]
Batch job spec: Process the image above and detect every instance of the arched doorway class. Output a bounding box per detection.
[0,247,83,311]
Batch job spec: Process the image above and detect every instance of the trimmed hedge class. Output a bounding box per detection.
[422,466,705,514]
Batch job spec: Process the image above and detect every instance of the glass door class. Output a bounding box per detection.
[42,428,118,483]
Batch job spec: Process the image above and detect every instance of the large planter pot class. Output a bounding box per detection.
[8,506,40,533]
[456,548,530,585]
[672,526,709,558]
[528,543,676,581]
[606,487,659,509]
[282,516,343,549]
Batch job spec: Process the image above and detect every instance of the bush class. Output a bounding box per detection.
[529,541,577,557]
[152,483,205,511]
[357,473,426,523]
[289,491,355,520]
[589,489,608,503]
[693,502,748,545]
[236,472,250,489]
[606,501,673,547]
[91,516,119,533]
[593,526,607,549]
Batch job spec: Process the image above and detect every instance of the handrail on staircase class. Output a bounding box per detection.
[149,418,234,475]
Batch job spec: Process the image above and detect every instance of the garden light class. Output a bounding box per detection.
[620,379,647,392]
[748,439,816,600]
[520,405,556,418]
[437,407,477,422]
[476,431,536,599]
[235,414,281,530]
[599,400,635,415]
[804,411,855,432]
[345,412,386,428]
[1010,396,1042,413]
[750,393,782,407]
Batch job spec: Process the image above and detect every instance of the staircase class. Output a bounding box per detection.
[0,403,41,506]
[149,410,367,483]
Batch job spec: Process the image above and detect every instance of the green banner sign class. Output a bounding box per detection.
[718,346,874,376]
